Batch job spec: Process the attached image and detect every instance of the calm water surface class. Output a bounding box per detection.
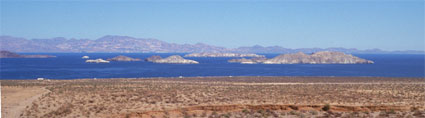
[1,53,424,79]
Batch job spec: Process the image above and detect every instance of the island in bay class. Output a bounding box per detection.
[184,53,265,58]
[0,50,55,58]
[150,55,199,64]
[228,51,374,64]
[85,59,110,63]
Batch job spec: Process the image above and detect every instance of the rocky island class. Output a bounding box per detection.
[0,50,56,58]
[152,55,199,64]
[184,53,265,58]
[107,55,141,61]
[229,51,373,64]
[85,59,110,63]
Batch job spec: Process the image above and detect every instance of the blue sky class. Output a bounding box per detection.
[1,0,424,51]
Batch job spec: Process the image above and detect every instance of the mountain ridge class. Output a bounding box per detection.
[1,35,423,54]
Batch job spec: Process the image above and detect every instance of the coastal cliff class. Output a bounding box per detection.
[0,50,55,58]
[153,55,199,64]
[184,53,265,58]
[229,51,373,64]
[107,55,141,61]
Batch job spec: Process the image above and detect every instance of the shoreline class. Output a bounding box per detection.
[1,75,424,80]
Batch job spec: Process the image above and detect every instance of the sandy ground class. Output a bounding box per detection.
[1,86,49,118]
[1,77,424,118]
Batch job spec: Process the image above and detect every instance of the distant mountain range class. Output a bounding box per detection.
[1,35,423,54]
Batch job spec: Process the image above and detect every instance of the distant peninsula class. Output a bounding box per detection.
[184,53,265,57]
[0,50,55,58]
[229,51,374,64]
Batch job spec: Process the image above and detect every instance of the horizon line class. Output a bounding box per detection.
[1,35,424,52]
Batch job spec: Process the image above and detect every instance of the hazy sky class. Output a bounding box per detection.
[1,0,424,51]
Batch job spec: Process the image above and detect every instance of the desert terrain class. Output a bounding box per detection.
[1,76,425,118]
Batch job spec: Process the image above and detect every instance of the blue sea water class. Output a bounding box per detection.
[0,53,424,79]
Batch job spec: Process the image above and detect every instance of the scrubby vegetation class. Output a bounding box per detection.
[1,77,425,118]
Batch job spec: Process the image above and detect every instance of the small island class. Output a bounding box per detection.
[107,55,141,61]
[229,51,374,64]
[85,59,110,63]
[152,55,199,64]
[0,50,56,58]
[184,53,265,58]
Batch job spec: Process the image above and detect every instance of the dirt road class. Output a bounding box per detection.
[1,86,49,118]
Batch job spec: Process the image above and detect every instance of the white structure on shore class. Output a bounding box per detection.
[85,58,110,63]
[82,56,89,59]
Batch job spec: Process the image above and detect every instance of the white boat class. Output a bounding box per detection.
[82,56,89,59]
